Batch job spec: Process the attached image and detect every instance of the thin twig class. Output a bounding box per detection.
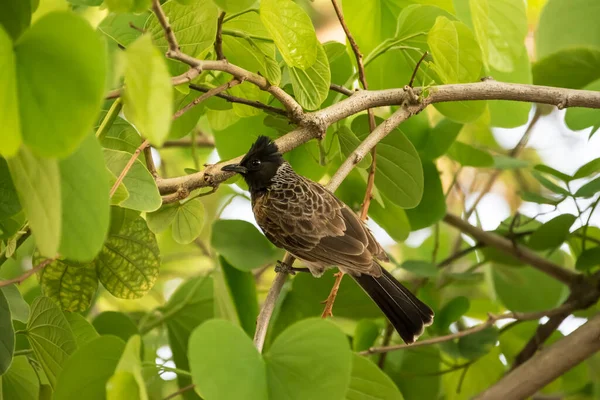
[0,257,56,288]
[151,0,179,53]
[110,139,150,198]
[188,84,287,116]
[163,384,195,400]
[360,302,577,355]
[163,135,215,148]
[330,83,354,96]
[173,79,241,120]
[215,12,226,60]
[443,213,578,286]
[408,51,429,88]
[144,146,158,179]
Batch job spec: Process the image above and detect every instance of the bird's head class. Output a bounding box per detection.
[221,135,285,192]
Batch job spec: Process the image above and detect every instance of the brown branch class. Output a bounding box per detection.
[443,213,579,286]
[476,313,600,400]
[360,302,578,356]
[513,312,569,368]
[0,257,55,288]
[151,0,179,54]
[162,135,215,148]
[106,67,203,100]
[330,83,354,96]
[110,139,150,198]
[144,146,158,179]
[408,51,428,88]
[172,79,241,120]
[188,84,287,116]
[215,11,226,60]
[163,384,195,400]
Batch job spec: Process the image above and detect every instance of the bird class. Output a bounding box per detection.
[222,135,434,344]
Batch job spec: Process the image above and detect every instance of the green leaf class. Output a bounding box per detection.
[488,46,532,128]
[531,170,570,196]
[123,35,173,147]
[491,262,569,312]
[288,42,331,110]
[574,157,600,180]
[384,346,441,400]
[170,89,207,139]
[369,194,411,242]
[172,199,205,244]
[532,47,600,90]
[107,169,130,206]
[470,0,527,72]
[458,327,498,359]
[0,285,29,323]
[0,290,15,375]
[260,0,318,69]
[97,111,144,154]
[405,161,446,230]
[0,28,21,157]
[38,257,98,312]
[353,115,424,208]
[163,276,214,395]
[266,318,352,400]
[219,256,259,337]
[575,177,600,198]
[419,119,462,160]
[534,164,573,182]
[0,0,31,40]
[575,247,600,271]
[270,270,381,341]
[25,297,77,387]
[493,155,530,170]
[437,296,470,331]
[352,320,380,352]
[146,0,218,73]
[536,0,600,59]
[96,208,160,299]
[528,214,576,251]
[447,141,494,167]
[1,356,39,400]
[59,134,110,261]
[222,14,281,86]
[189,320,268,400]
[0,159,21,220]
[7,147,61,257]
[400,260,438,278]
[213,0,254,12]
[93,311,139,342]
[520,191,564,206]
[211,219,278,271]
[15,12,106,157]
[343,0,402,54]
[346,354,403,400]
[107,335,147,400]
[337,126,372,169]
[103,149,162,212]
[64,312,99,347]
[98,12,149,47]
[428,17,485,123]
[53,336,126,400]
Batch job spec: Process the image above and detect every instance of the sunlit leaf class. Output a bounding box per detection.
[346,354,403,400]
[288,43,331,110]
[0,28,21,157]
[0,290,14,375]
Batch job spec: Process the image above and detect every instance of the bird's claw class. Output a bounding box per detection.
[275,260,294,275]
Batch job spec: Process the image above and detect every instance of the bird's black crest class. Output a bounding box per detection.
[239,136,284,193]
[241,135,280,164]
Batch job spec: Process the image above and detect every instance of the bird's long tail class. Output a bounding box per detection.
[352,267,434,344]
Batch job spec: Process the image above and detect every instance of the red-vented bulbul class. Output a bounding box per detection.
[222,136,433,343]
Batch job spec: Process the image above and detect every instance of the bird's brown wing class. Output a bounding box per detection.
[254,175,387,276]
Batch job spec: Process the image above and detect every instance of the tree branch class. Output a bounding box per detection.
[151,0,179,53]
[172,79,241,120]
[162,135,215,148]
[0,257,55,288]
[188,83,287,116]
[110,139,150,198]
[360,302,579,356]
[476,313,600,400]
[443,213,579,286]
[214,11,226,60]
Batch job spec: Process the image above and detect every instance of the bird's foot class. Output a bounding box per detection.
[274,261,310,275]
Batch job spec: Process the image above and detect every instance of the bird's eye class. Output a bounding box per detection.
[251,159,261,167]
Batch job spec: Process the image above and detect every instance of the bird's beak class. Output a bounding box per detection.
[221,163,248,174]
